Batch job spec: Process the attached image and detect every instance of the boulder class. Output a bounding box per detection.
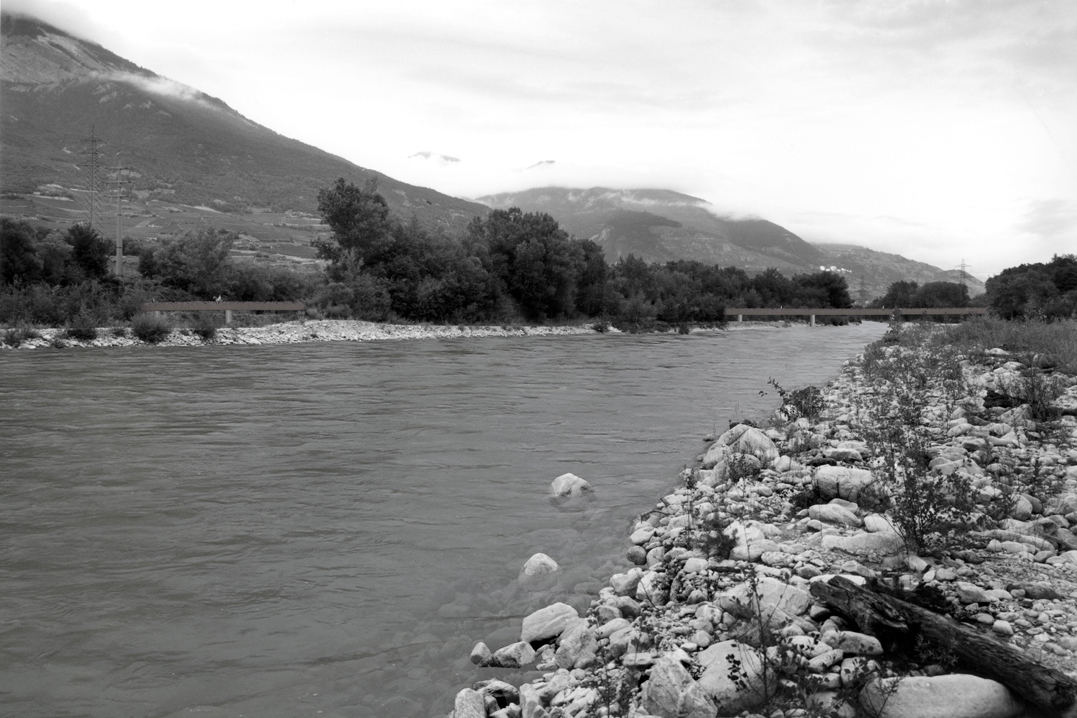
[809,503,863,528]
[519,553,559,585]
[454,688,487,718]
[696,640,774,714]
[640,654,716,718]
[703,424,779,468]
[521,602,580,643]
[859,674,1022,718]
[821,630,883,656]
[814,466,877,502]
[482,640,536,668]
[555,623,598,670]
[470,641,491,665]
[550,473,592,498]
[723,576,812,621]
[822,530,904,556]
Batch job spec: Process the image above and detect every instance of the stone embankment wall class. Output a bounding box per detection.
[448,345,1077,718]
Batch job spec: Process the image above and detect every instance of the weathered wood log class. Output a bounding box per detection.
[810,575,1077,717]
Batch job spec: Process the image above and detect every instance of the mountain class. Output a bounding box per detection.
[0,12,486,233]
[477,187,825,272]
[477,186,983,299]
[811,243,986,300]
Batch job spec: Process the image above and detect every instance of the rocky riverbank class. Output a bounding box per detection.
[447,332,1077,718]
[0,319,602,349]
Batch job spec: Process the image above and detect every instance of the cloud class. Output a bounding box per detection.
[98,71,218,109]
[1,0,104,41]
[1017,199,1077,240]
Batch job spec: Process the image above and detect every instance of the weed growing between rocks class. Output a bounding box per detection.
[762,378,827,423]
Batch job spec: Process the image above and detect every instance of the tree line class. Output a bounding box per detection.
[8,177,1069,328]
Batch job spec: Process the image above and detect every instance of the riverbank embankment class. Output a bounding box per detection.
[0,318,812,350]
[448,326,1077,718]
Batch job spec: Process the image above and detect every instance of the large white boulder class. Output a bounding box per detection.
[520,602,580,643]
[703,424,779,468]
[696,640,775,715]
[519,552,559,587]
[640,654,716,718]
[550,473,593,498]
[859,674,1023,718]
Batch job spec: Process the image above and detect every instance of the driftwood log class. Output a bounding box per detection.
[810,575,1077,717]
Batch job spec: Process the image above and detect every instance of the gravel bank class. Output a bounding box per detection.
[448,337,1077,718]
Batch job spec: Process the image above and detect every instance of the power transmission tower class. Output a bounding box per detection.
[857,274,869,306]
[78,126,107,232]
[104,163,134,277]
[953,259,971,290]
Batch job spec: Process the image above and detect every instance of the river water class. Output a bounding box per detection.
[0,323,886,718]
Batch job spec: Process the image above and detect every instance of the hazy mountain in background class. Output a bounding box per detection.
[477,187,983,298]
[0,12,485,233]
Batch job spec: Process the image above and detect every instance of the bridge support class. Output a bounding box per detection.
[225,309,233,325]
[737,314,743,322]
[810,314,816,327]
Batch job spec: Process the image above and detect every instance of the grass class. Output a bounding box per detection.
[934,317,1077,373]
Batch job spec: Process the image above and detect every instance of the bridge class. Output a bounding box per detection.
[724,307,986,326]
[141,301,306,325]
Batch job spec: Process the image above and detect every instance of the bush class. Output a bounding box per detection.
[2,324,41,347]
[64,311,98,341]
[131,313,171,343]
[762,378,826,422]
[191,313,219,341]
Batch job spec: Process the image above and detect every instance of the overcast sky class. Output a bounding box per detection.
[8,0,1076,277]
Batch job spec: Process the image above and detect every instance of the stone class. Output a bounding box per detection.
[863,514,895,533]
[955,581,994,604]
[521,603,580,643]
[626,545,647,565]
[859,674,1022,718]
[520,553,559,581]
[518,684,543,718]
[630,526,656,545]
[723,576,812,621]
[696,640,774,714]
[483,640,536,668]
[821,530,904,556]
[813,466,878,502]
[821,630,883,656]
[1011,496,1034,521]
[550,473,592,498]
[621,652,655,668]
[682,557,709,574]
[476,679,519,706]
[636,570,669,605]
[610,569,642,596]
[454,688,487,718]
[707,423,780,466]
[726,520,780,561]
[555,623,598,670]
[824,447,863,462]
[640,654,716,718]
[809,503,863,527]
[470,641,491,665]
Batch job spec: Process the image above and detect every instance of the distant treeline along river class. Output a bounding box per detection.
[0,323,886,718]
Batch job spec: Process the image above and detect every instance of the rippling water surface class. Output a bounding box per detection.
[0,324,886,717]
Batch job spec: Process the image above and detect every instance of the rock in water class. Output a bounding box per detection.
[549,473,593,498]
[519,553,559,587]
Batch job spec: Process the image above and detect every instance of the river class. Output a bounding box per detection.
[0,323,886,717]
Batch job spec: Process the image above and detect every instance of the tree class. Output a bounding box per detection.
[872,280,919,308]
[153,228,235,298]
[792,270,853,308]
[66,223,112,280]
[0,217,42,285]
[315,177,392,276]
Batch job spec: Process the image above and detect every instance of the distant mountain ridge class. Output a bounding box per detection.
[478,187,982,299]
[478,187,825,270]
[0,12,486,233]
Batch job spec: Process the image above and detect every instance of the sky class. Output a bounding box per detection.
[6,0,1077,278]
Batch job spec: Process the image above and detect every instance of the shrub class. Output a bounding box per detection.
[2,324,41,347]
[999,366,1067,422]
[64,310,98,341]
[131,313,171,343]
[762,378,826,422]
[111,326,128,338]
[192,313,218,341]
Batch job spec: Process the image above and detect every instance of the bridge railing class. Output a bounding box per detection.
[141,301,306,325]
[724,306,985,325]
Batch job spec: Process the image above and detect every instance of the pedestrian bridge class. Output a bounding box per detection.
[141,301,305,324]
[725,307,986,325]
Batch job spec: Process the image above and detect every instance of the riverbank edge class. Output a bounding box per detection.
[0,318,804,350]
[447,328,1077,718]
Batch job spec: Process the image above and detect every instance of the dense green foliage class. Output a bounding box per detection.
[984,254,1077,320]
[870,280,970,309]
[3,180,857,329]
